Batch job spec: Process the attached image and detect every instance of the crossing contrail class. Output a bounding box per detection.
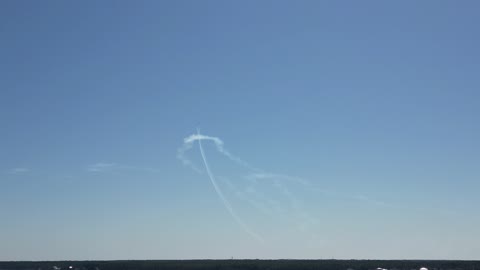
[195,130,264,243]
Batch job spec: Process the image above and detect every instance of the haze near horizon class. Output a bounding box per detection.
[1,1,479,261]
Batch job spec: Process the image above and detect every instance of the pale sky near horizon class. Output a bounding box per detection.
[1,1,480,261]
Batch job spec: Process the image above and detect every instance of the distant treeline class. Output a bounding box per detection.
[1,260,479,270]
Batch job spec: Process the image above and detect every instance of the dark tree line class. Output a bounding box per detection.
[1,260,479,270]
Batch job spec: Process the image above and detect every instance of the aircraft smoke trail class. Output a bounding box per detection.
[178,130,393,240]
[178,131,320,237]
[196,130,264,243]
[184,133,257,171]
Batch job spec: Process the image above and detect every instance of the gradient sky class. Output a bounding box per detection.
[1,1,480,261]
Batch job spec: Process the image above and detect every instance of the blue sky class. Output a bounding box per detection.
[1,1,479,261]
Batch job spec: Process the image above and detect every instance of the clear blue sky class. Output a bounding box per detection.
[1,1,479,261]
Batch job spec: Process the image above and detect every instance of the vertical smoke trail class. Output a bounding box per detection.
[196,130,264,243]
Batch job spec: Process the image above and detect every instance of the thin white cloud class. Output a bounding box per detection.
[87,163,117,172]
[9,167,29,174]
[220,176,281,216]
[87,162,161,173]
[353,194,390,207]
[246,173,310,186]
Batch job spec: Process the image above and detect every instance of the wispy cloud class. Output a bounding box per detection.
[9,167,29,174]
[220,176,282,217]
[353,194,390,207]
[87,163,117,172]
[246,172,310,186]
[245,172,320,231]
[87,162,160,173]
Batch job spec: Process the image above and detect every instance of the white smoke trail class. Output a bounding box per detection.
[178,131,320,238]
[184,133,257,171]
[177,130,392,241]
[177,139,203,173]
[177,132,253,173]
[196,130,264,243]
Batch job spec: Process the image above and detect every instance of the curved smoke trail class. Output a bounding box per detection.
[196,130,264,243]
[178,131,403,243]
